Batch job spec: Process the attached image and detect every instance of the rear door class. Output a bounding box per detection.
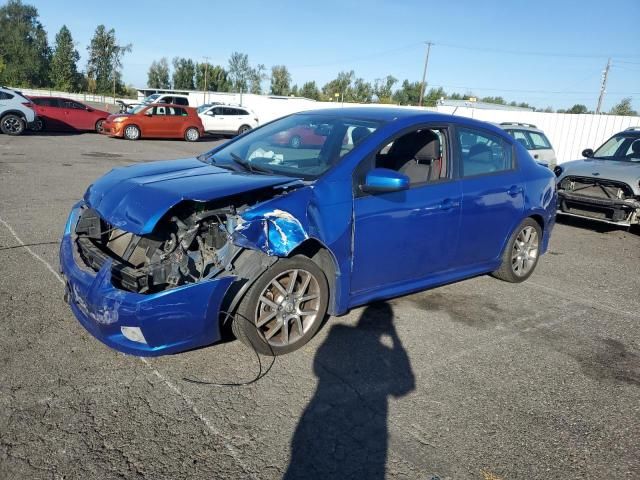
[64,99,92,130]
[454,126,524,268]
[166,106,187,137]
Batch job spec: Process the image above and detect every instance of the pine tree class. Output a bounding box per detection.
[147,58,170,89]
[50,25,80,91]
[86,25,131,94]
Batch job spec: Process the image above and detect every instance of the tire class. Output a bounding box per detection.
[237,124,251,135]
[95,119,105,133]
[184,127,200,142]
[1,114,25,136]
[233,255,329,356]
[123,124,140,140]
[289,135,302,148]
[31,118,44,132]
[492,218,542,283]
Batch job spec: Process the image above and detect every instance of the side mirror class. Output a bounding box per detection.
[582,148,594,158]
[361,168,409,193]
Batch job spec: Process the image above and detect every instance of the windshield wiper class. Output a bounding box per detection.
[230,152,272,174]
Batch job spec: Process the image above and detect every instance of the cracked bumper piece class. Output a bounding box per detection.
[59,222,234,357]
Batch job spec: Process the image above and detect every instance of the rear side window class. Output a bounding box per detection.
[458,127,513,177]
[237,109,249,116]
[0,91,14,100]
[223,107,239,115]
[175,97,189,106]
[33,97,60,107]
[172,107,187,116]
[527,132,552,149]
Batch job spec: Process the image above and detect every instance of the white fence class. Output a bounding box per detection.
[12,87,129,106]
[434,106,640,164]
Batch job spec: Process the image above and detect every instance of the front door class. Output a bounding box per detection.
[351,125,461,293]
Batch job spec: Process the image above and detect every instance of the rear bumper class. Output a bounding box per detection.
[59,203,235,356]
[557,191,640,226]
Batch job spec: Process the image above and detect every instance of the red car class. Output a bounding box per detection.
[270,124,329,148]
[101,104,204,142]
[29,97,111,132]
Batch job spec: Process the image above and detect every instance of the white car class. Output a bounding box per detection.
[0,86,37,135]
[118,94,193,113]
[198,105,258,136]
[500,122,557,168]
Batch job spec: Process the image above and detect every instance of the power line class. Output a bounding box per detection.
[427,83,638,95]
[435,41,640,59]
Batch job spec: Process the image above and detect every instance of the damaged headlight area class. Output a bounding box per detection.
[74,204,243,293]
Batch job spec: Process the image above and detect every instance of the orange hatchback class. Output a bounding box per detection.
[102,104,204,142]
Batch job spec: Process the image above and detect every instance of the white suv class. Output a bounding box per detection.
[118,94,193,113]
[0,87,37,135]
[198,105,259,136]
[499,122,557,168]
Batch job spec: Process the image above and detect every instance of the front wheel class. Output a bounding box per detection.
[95,119,105,133]
[1,114,25,136]
[289,135,302,148]
[233,255,329,356]
[184,127,200,142]
[492,218,542,283]
[31,118,45,132]
[123,125,140,140]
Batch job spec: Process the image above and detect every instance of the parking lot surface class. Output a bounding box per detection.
[1,132,639,480]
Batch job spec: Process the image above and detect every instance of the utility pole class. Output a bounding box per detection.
[203,56,210,104]
[418,41,433,107]
[596,58,611,114]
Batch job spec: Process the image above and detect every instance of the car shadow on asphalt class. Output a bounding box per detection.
[283,302,416,480]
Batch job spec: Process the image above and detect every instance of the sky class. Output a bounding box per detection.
[27,0,640,112]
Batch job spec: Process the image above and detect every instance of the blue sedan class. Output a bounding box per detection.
[60,107,556,356]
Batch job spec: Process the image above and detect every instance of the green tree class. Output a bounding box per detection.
[195,63,229,91]
[86,25,131,94]
[172,57,195,89]
[351,78,373,103]
[270,65,291,95]
[423,87,447,107]
[299,81,320,100]
[147,58,170,89]
[610,97,637,116]
[322,71,354,101]
[373,75,397,103]
[0,0,51,87]
[228,52,251,92]
[481,96,506,105]
[567,104,588,114]
[249,64,266,94]
[50,26,80,91]
[392,80,422,105]
[290,84,299,96]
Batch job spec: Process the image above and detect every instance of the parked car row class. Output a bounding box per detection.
[0,87,260,142]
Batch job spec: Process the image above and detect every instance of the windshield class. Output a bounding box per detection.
[143,94,161,103]
[593,134,640,161]
[199,113,382,180]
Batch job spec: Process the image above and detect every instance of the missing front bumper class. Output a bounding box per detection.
[557,191,640,226]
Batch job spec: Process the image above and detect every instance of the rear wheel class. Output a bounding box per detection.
[492,218,542,283]
[289,135,302,148]
[95,119,105,133]
[1,114,25,136]
[31,118,45,132]
[184,127,200,142]
[233,255,329,356]
[238,124,251,135]
[123,125,140,140]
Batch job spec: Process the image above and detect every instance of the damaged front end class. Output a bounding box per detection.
[557,176,640,226]
[60,185,314,355]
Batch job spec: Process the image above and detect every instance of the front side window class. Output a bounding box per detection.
[458,127,513,177]
[200,113,382,180]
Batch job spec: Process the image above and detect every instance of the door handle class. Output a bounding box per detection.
[439,198,461,211]
[507,186,523,197]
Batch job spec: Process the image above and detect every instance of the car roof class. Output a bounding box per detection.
[498,122,543,133]
[295,107,509,134]
[146,103,194,110]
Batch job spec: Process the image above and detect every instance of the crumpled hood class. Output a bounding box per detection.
[84,157,301,234]
[561,159,640,193]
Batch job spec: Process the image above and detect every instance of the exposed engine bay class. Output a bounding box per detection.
[75,203,244,293]
[557,175,640,225]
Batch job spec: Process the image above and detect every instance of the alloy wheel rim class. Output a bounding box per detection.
[186,128,198,141]
[255,269,320,347]
[125,126,139,139]
[511,226,539,277]
[290,136,301,148]
[96,120,104,132]
[3,117,22,133]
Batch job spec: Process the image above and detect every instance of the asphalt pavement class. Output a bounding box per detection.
[1,131,638,480]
